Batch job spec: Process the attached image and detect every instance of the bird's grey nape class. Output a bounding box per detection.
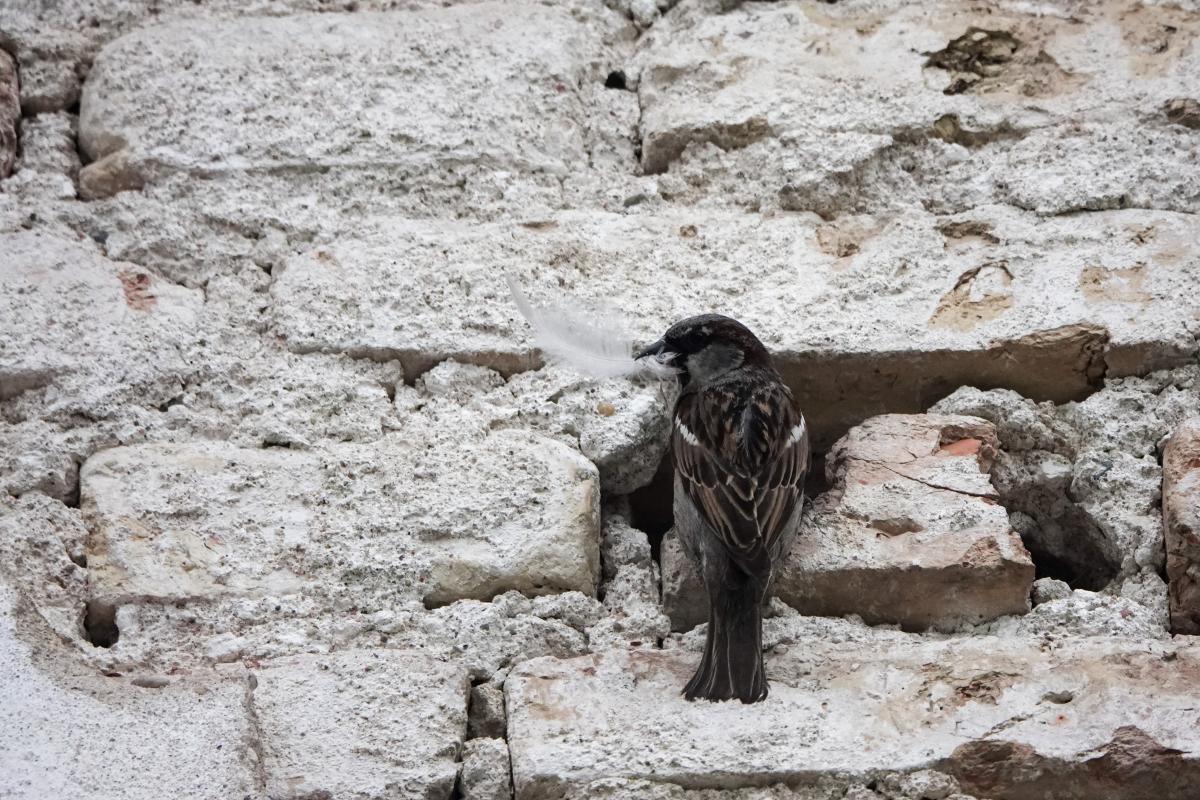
[685,341,745,384]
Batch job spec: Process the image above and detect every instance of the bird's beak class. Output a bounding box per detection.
[634,338,677,364]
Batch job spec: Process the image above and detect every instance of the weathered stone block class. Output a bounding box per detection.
[507,639,1200,800]
[1164,417,1200,634]
[270,208,1200,448]
[636,2,1200,217]
[0,584,256,800]
[249,650,469,800]
[662,414,1034,631]
[0,230,203,420]
[78,5,632,202]
[459,737,513,800]
[81,431,599,610]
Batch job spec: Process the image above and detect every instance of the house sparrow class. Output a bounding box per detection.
[636,314,809,703]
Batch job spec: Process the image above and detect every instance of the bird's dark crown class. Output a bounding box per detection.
[661,314,771,363]
[634,314,774,387]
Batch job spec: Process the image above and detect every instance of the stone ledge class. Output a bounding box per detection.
[507,639,1200,800]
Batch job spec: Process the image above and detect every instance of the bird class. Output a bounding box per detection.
[635,314,809,703]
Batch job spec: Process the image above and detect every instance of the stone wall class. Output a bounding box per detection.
[1,1,1199,798]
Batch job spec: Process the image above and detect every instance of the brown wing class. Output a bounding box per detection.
[672,380,809,577]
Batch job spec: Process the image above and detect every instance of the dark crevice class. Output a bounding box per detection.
[999,477,1122,590]
[604,70,628,90]
[83,600,119,647]
[627,452,674,563]
[156,394,184,412]
[68,98,92,170]
[924,28,1020,95]
[62,461,82,508]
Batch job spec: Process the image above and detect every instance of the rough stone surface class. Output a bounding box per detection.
[401,361,674,494]
[586,562,670,649]
[1030,577,1071,606]
[460,737,514,800]
[1163,417,1200,634]
[78,6,635,207]
[933,366,1200,612]
[3,0,1199,795]
[663,414,1034,631]
[270,207,1200,447]
[247,650,469,800]
[0,493,89,643]
[559,774,978,800]
[5,112,79,200]
[986,589,1169,641]
[81,434,600,609]
[0,48,17,178]
[635,0,1200,216]
[80,586,593,681]
[0,229,202,423]
[469,682,509,740]
[600,507,653,581]
[507,639,1200,800]
[0,583,256,800]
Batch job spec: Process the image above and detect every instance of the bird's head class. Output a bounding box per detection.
[635,314,771,386]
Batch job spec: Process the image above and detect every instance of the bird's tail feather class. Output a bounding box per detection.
[684,579,767,703]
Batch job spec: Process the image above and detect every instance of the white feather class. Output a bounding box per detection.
[506,276,679,380]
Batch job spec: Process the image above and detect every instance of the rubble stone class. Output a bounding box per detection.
[469,682,508,740]
[78,6,635,211]
[934,367,1200,614]
[586,563,670,649]
[1163,417,1200,634]
[2,0,1199,794]
[635,1,1200,217]
[0,230,202,422]
[1030,578,1071,606]
[460,737,514,800]
[599,509,653,581]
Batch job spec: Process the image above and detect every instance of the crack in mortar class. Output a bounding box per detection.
[242,673,270,795]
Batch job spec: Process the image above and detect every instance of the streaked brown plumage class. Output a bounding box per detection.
[637,314,809,703]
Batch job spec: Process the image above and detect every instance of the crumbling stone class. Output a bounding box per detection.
[459,737,513,800]
[80,435,600,611]
[469,682,508,740]
[0,48,18,178]
[1163,417,1200,634]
